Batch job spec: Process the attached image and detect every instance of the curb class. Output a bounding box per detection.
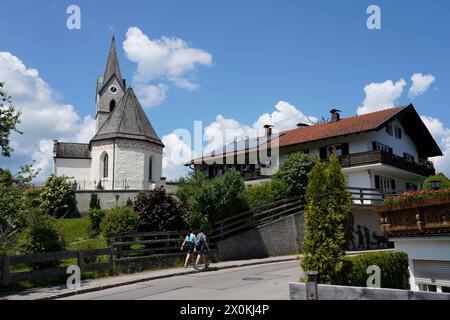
[36,256,300,300]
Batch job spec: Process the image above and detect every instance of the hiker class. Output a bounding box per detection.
[181,229,196,268]
[194,229,209,270]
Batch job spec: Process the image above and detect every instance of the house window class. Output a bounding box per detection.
[109,100,116,112]
[394,125,402,139]
[405,183,418,191]
[148,157,153,181]
[102,153,108,178]
[375,175,396,192]
[373,141,392,153]
[418,284,437,292]
[325,143,349,157]
[386,123,393,136]
[403,153,415,162]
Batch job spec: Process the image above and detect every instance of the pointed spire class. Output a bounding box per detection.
[103,32,123,87]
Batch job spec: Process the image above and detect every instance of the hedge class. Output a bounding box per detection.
[335,252,410,290]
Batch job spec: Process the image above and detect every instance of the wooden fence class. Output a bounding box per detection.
[0,248,113,287]
[210,197,304,241]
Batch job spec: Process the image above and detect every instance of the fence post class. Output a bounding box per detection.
[109,247,114,274]
[77,250,84,273]
[306,271,319,300]
[1,256,10,287]
[359,189,364,204]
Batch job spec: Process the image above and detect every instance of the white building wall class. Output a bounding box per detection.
[54,158,91,182]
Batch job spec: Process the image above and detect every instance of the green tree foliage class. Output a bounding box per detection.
[40,175,77,218]
[423,173,450,190]
[89,193,100,210]
[271,152,316,200]
[177,170,248,229]
[245,182,279,208]
[134,187,186,232]
[301,155,350,284]
[88,208,105,232]
[100,207,139,245]
[0,81,22,157]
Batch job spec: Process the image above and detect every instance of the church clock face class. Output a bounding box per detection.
[109,85,118,95]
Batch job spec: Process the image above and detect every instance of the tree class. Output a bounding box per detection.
[134,186,186,232]
[40,175,77,218]
[271,152,316,200]
[0,81,22,157]
[301,156,348,283]
[423,173,450,190]
[100,207,140,245]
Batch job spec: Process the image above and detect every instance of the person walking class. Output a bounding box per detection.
[194,229,209,270]
[181,229,196,268]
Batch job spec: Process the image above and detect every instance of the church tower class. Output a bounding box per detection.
[95,33,126,132]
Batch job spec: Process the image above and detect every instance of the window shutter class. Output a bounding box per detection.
[374,175,380,189]
[319,147,327,160]
[398,128,402,139]
[372,141,377,151]
[388,147,393,155]
[341,143,349,156]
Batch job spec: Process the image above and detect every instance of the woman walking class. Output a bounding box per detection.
[181,229,196,268]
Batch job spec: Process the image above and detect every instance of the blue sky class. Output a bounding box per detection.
[0,0,449,180]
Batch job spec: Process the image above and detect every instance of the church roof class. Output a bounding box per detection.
[91,87,164,146]
[53,142,91,159]
[100,34,124,92]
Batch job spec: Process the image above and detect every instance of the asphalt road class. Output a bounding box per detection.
[61,260,302,300]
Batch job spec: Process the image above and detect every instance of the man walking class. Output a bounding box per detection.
[194,229,209,270]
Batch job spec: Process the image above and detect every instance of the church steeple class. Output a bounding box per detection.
[103,33,123,87]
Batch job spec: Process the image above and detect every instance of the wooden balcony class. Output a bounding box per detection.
[376,196,450,237]
[337,150,435,177]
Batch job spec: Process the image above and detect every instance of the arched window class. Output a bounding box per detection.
[103,153,109,178]
[148,157,153,181]
[109,100,116,112]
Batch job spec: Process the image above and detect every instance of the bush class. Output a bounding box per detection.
[423,173,450,190]
[89,193,100,210]
[134,187,186,232]
[271,152,315,200]
[245,182,279,208]
[40,175,77,218]
[18,211,65,269]
[88,208,105,232]
[100,207,139,245]
[335,252,410,289]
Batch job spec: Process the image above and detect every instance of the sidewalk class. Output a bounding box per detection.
[0,255,300,300]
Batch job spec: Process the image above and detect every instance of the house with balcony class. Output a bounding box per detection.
[187,105,441,199]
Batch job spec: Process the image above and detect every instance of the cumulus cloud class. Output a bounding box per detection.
[135,84,168,108]
[357,79,407,115]
[161,101,317,180]
[409,73,435,98]
[123,27,212,107]
[0,52,95,181]
[420,115,450,176]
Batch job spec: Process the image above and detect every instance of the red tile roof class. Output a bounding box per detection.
[188,106,407,164]
[278,106,405,147]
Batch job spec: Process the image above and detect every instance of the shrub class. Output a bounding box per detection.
[301,156,348,284]
[335,252,410,289]
[423,173,450,190]
[271,152,315,200]
[89,193,100,210]
[18,211,65,269]
[40,175,77,218]
[88,208,105,232]
[245,182,279,208]
[134,187,186,232]
[100,207,139,245]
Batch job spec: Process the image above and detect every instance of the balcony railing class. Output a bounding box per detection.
[338,150,435,177]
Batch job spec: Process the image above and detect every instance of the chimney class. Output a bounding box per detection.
[330,109,341,122]
[296,123,309,128]
[264,124,273,137]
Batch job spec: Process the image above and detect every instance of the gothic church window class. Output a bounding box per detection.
[102,153,109,178]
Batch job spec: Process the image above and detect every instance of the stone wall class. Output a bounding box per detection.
[75,190,141,214]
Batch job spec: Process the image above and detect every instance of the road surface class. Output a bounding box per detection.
[61,260,302,300]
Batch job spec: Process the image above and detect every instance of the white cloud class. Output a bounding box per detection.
[409,73,435,98]
[162,132,198,181]
[420,115,450,176]
[123,27,212,107]
[135,84,168,108]
[0,52,95,181]
[357,79,407,115]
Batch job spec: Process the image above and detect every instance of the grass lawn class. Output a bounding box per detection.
[57,217,107,250]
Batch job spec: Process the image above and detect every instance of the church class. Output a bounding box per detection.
[52,34,164,192]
